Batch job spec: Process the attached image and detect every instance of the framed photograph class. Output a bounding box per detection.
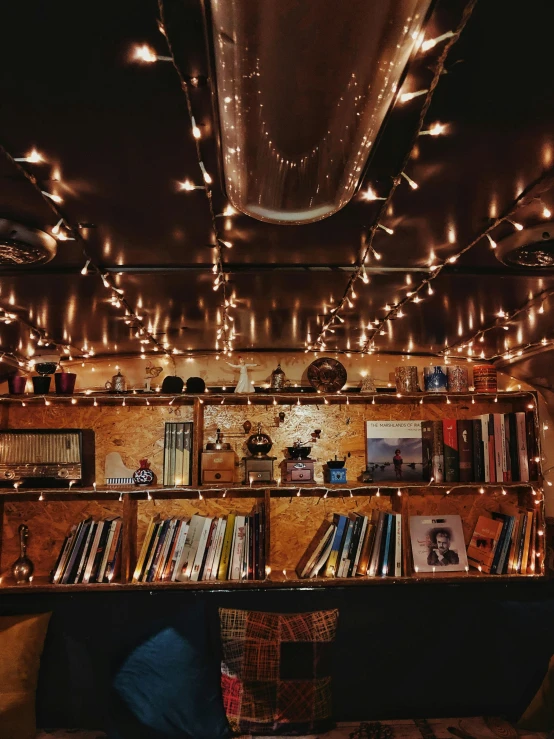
[409,515,468,572]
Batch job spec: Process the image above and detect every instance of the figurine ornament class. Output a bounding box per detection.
[226,356,258,393]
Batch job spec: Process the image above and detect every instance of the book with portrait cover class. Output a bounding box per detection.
[409,515,468,572]
[365,421,423,482]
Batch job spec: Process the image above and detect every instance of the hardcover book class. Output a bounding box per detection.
[409,515,468,572]
[443,420,459,483]
[365,421,423,482]
[457,420,474,482]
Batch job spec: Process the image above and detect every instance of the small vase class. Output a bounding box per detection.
[12,524,34,584]
[133,459,155,486]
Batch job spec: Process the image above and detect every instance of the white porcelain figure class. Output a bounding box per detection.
[226,356,258,393]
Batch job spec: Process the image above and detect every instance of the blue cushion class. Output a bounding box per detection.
[110,607,229,739]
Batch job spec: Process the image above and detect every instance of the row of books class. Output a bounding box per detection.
[50,517,122,584]
[133,503,266,583]
[163,421,193,486]
[296,511,402,579]
[298,509,542,578]
[422,412,538,484]
[467,510,540,575]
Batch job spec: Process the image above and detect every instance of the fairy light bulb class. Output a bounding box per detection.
[101,274,110,288]
[372,249,382,260]
[427,283,434,295]
[361,265,369,284]
[507,218,524,231]
[542,205,552,218]
[15,148,43,163]
[41,190,63,203]
[420,122,446,136]
[401,172,418,190]
[134,44,157,63]
[486,234,497,249]
[199,162,212,184]
[362,187,386,201]
[191,116,201,139]
[420,30,455,52]
[378,224,394,235]
[51,218,63,235]
[399,89,428,103]
[80,259,91,275]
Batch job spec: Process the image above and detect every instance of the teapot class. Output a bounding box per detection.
[105,370,127,393]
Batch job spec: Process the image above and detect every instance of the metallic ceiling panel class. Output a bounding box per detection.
[211,0,432,223]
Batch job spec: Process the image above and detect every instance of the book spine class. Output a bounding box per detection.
[457,420,473,483]
[380,514,393,576]
[104,530,123,582]
[133,518,155,582]
[253,511,260,580]
[516,513,528,573]
[161,520,181,581]
[472,419,484,482]
[84,522,104,583]
[155,519,177,581]
[51,530,72,583]
[209,519,226,580]
[394,513,402,576]
[490,517,510,574]
[163,423,170,485]
[352,516,368,576]
[521,511,534,573]
[61,520,88,584]
[202,518,220,581]
[52,524,78,583]
[170,522,190,581]
[481,415,490,483]
[516,412,530,482]
[488,414,496,483]
[324,514,348,577]
[526,410,539,481]
[443,420,459,482]
[181,516,206,581]
[507,514,522,574]
[421,422,433,482]
[431,421,445,483]
[91,521,112,583]
[98,521,116,583]
[230,516,246,581]
[146,521,169,582]
[356,517,376,576]
[184,422,193,486]
[493,414,505,482]
[75,521,96,584]
[197,518,217,581]
[368,512,385,577]
[527,510,538,575]
[497,517,515,574]
[503,415,512,483]
[508,413,520,482]
[346,516,363,577]
[218,513,236,580]
[337,519,354,577]
[102,520,122,582]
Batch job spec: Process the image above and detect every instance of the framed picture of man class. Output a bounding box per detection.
[409,515,468,572]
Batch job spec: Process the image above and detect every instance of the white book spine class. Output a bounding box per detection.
[202,519,221,581]
[394,513,402,576]
[175,515,203,581]
[210,520,227,580]
[481,415,490,482]
[352,517,368,576]
[170,522,189,581]
[190,517,213,581]
[98,521,116,583]
[337,520,354,577]
[230,516,246,580]
[83,521,105,584]
[516,412,530,482]
[493,414,504,482]
[156,519,177,581]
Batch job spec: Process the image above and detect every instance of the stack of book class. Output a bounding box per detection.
[296,511,402,579]
[467,509,541,574]
[422,411,538,483]
[163,422,193,486]
[133,502,266,583]
[51,517,122,584]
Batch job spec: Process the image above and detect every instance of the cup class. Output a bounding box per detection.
[423,365,448,392]
[54,372,77,394]
[8,375,27,394]
[394,366,419,393]
[447,365,469,393]
[473,365,498,393]
[32,376,51,394]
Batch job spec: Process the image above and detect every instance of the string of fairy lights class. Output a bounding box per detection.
[0,143,172,367]
[442,275,554,362]
[309,0,479,355]
[130,0,238,357]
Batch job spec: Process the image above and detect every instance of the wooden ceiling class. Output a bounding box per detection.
[0,0,553,365]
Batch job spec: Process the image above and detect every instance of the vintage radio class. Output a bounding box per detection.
[0,429,95,486]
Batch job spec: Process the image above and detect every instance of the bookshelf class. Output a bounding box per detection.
[0,390,546,591]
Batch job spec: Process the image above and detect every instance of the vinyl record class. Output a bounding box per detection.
[307,357,347,393]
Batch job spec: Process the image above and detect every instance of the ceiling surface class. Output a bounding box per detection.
[1,0,554,366]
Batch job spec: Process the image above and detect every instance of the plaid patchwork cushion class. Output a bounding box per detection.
[219,608,338,736]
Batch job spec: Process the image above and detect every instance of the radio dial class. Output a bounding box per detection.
[58,469,69,478]
[3,470,15,479]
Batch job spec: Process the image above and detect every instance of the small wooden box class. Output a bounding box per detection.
[243,457,276,484]
[201,450,235,484]
[284,460,315,482]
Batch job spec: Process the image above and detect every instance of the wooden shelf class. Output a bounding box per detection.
[0,571,545,594]
[0,390,538,406]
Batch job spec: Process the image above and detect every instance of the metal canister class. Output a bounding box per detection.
[447,365,469,393]
[473,365,498,393]
[424,365,448,392]
[394,366,420,393]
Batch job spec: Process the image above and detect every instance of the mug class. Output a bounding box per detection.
[447,366,469,393]
[473,365,498,393]
[8,375,27,394]
[394,366,419,393]
[423,366,448,392]
[55,373,77,395]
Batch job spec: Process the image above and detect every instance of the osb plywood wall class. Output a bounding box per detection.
[1,396,537,579]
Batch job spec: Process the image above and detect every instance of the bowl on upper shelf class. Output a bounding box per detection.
[326,459,345,469]
[287,446,311,460]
